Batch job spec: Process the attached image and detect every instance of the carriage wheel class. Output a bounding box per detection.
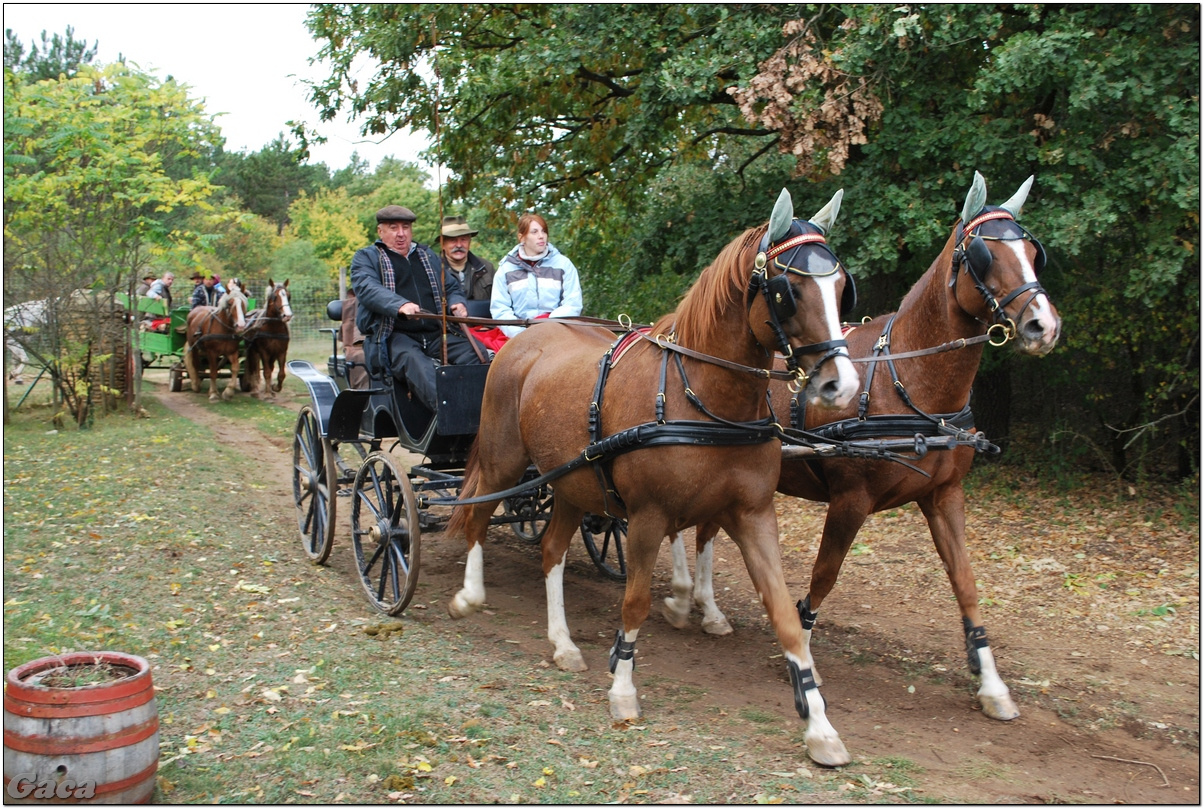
[168,364,183,393]
[504,484,553,543]
[351,451,420,616]
[292,405,337,564]
[581,514,627,582]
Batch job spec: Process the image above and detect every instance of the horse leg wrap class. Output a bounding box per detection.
[962,616,989,675]
[797,596,818,631]
[787,659,824,720]
[609,629,636,675]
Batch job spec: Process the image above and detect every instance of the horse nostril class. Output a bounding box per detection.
[1022,319,1046,342]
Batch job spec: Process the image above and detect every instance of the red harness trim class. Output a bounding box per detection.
[765,232,827,261]
[962,209,1014,235]
[610,327,651,367]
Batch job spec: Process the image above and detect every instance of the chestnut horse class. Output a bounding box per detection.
[244,279,293,399]
[670,173,1061,727]
[446,189,861,766]
[183,283,249,401]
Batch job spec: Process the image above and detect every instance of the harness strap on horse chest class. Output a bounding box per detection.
[790,314,998,453]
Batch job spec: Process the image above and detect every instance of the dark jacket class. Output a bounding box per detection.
[350,240,468,372]
[445,251,496,301]
[190,282,218,309]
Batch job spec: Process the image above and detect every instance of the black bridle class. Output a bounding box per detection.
[951,208,1050,336]
[748,223,853,390]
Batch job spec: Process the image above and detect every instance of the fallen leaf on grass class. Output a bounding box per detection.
[339,741,378,752]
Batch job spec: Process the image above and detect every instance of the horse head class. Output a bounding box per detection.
[752,188,860,410]
[267,278,293,323]
[953,172,1061,355]
[218,285,249,334]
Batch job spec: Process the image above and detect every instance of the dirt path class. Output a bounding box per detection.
[155,387,1200,804]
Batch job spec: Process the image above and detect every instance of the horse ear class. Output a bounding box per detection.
[808,189,844,235]
[998,175,1034,218]
[268,277,274,288]
[961,171,988,224]
[768,188,794,242]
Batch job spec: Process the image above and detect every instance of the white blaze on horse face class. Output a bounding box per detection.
[805,272,860,408]
[280,289,294,322]
[1003,240,1059,351]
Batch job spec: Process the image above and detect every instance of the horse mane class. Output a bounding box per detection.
[669,225,764,345]
[217,284,247,310]
[898,224,959,313]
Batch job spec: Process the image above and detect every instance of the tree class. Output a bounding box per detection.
[4,62,224,425]
[285,158,439,278]
[305,4,1199,479]
[215,135,330,235]
[4,26,98,81]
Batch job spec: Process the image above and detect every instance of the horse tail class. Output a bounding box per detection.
[445,437,482,537]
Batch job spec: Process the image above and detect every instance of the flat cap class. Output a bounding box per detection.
[376,205,417,223]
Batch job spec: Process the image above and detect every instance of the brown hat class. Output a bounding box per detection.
[439,215,478,240]
[375,205,417,223]
[143,273,157,281]
[190,271,204,280]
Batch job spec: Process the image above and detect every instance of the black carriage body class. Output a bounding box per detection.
[288,296,595,617]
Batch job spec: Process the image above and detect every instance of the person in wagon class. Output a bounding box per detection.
[438,215,495,302]
[490,213,583,341]
[189,271,219,309]
[350,204,486,412]
[144,271,174,309]
[135,273,157,296]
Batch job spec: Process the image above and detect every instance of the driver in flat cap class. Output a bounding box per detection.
[350,205,487,411]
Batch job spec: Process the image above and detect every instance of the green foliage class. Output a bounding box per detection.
[304,3,1200,478]
[4,26,98,82]
[215,134,331,235]
[284,158,439,277]
[4,61,224,424]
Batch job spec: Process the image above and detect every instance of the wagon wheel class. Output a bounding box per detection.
[351,451,420,616]
[504,484,553,543]
[580,514,627,581]
[168,363,184,393]
[292,405,337,564]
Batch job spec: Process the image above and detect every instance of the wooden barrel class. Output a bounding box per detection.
[3,652,159,804]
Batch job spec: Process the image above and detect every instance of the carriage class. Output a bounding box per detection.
[286,296,630,617]
[119,291,257,394]
[286,177,1057,767]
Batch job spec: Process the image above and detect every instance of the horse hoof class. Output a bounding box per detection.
[661,598,691,629]
[608,692,641,721]
[979,690,1020,721]
[804,732,851,768]
[553,648,588,672]
[208,394,220,402]
[447,593,478,619]
[701,615,733,636]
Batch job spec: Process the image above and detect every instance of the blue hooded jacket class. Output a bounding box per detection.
[490,243,583,338]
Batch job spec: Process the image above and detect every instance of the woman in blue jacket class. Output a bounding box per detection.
[491,213,583,339]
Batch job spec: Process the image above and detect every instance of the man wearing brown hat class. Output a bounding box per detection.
[189,271,219,309]
[438,215,495,302]
[350,205,485,412]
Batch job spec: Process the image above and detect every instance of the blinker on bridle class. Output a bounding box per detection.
[951,208,1049,341]
[750,225,851,392]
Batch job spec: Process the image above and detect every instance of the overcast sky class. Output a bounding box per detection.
[3,3,431,172]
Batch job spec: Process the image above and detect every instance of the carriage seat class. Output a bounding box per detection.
[325,295,369,388]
